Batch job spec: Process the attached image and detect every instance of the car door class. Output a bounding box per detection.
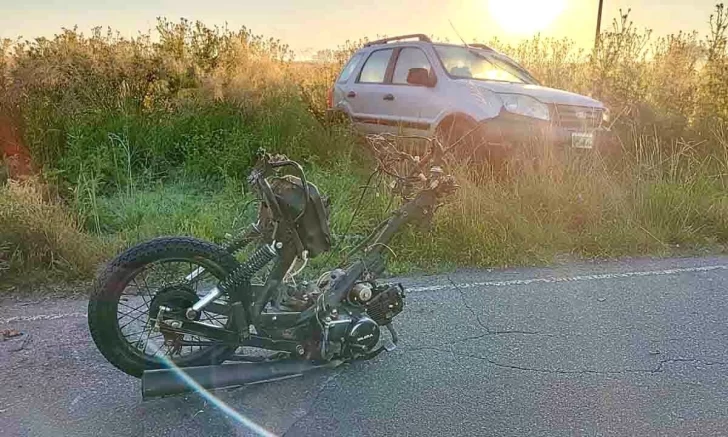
[343,48,397,135]
[379,46,442,136]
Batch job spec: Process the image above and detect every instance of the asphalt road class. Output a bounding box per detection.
[2,256,728,437]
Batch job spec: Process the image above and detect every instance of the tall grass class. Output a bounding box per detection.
[0,178,106,280]
[1,6,728,282]
[398,135,728,269]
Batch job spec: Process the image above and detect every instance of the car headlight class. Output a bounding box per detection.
[499,94,550,121]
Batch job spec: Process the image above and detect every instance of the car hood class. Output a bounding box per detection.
[466,80,604,108]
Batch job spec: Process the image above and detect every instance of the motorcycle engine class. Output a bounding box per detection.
[320,283,405,359]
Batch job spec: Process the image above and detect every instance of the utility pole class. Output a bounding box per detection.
[595,0,605,48]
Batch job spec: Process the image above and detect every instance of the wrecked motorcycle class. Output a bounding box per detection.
[87,136,458,399]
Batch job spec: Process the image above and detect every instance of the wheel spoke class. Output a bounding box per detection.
[138,271,156,298]
[117,300,150,318]
[188,262,199,293]
[158,262,179,287]
[131,278,151,308]
[145,263,167,289]
[116,257,231,363]
[203,313,227,327]
[187,335,205,353]
[118,309,150,331]
[135,320,153,350]
[121,329,148,339]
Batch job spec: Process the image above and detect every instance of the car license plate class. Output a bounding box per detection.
[572,132,594,149]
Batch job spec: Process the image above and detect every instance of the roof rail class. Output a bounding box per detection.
[470,43,495,51]
[364,34,432,47]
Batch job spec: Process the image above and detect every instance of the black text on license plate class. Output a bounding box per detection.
[572,132,594,149]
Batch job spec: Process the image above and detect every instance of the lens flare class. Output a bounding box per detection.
[488,0,567,34]
[153,350,276,437]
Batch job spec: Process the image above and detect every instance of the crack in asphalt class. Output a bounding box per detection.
[452,330,557,343]
[280,366,345,436]
[427,277,728,376]
[407,346,728,376]
[447,275,491,333]
[446,276,555,342]
[652,358,728,372]
[487,330,554,336]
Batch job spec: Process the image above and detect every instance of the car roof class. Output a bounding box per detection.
[358,40,498,54]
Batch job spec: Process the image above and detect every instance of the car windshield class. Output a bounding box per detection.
[434,45,536,84]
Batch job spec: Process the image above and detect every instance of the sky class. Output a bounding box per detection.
[0,0,722,57]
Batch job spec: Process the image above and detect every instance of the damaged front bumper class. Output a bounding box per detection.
[476,111,617,155]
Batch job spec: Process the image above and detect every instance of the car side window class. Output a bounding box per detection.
[392,48,432,85]
[358,49,394,84]
[338,53,363,83]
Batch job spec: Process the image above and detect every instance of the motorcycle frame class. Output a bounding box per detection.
[160,151,451,354]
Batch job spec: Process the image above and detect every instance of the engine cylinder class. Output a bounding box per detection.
[365,285,405,325]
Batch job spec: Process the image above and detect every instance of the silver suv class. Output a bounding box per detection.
[327,34,611,160]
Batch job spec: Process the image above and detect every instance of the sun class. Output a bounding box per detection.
[488,0,567,34]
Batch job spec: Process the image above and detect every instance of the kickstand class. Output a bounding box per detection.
[383,323,398,352]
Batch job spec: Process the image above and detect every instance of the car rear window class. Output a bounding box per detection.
[392,48,432,84]
[358,49,394,84]
[338,53,363,83]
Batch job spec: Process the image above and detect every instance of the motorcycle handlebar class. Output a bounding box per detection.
[363,133,459,191]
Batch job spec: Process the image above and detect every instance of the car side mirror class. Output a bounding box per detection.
[406,68,436,87]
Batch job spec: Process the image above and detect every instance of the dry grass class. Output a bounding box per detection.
[0,178,106,280]
[384,128,728,270]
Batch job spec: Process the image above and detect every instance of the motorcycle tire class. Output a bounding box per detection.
[88,237,241,378]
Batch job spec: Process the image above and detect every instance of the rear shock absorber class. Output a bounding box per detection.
[217,241,281,337]
[220,241,281,294]
[184,224,262,284]
[223,223,262,256]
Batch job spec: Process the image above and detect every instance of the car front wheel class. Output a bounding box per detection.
[435,118,505,169]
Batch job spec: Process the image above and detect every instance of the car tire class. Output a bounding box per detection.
[435,118,505,169]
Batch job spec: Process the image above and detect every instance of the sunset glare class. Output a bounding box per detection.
[487,0,567,34]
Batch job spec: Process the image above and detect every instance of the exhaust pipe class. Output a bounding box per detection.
[141,359,341,400]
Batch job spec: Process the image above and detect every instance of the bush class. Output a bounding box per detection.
[0,178,106,280]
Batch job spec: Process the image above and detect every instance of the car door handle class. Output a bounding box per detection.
[383,94,395,101]
[347,91,356,98]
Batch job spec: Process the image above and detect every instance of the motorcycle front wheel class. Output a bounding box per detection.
[88,237,241,377]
